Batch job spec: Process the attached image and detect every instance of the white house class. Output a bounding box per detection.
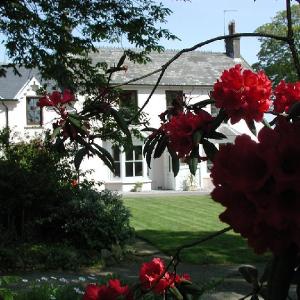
[0,25,256,192]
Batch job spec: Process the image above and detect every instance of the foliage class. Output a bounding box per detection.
[14,283,83,300]
[0,0,176,93]
[0,132,75,243]
[0,243,101,271]
[48,188,134,252]
[253,4,300,85]
[0,133,134,271]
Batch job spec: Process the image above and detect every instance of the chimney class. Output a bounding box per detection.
[225,21,240,59]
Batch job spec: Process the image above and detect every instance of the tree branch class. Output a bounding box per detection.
[124,32,288,123]
[286,0,300,79]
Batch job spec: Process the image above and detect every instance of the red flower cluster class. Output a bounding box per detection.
[84,279,132,300]
[274,80,300,113]
[163,111,212,158]
[37,89,75,108]
[211,118,300,254]
[139,257,191,294]
[212,64,272,124]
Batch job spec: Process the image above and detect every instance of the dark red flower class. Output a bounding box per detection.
[274,80,300,113]
[83,279,132,300]
[163,111,212,158]
[211,134,269,192]
[139,258,171,294]
[212,64,272,124]
[101,279,132,300]
[83,284,105,300]
[37,89,75,107]
[211,118,300,254]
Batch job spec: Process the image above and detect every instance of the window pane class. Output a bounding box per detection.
[120,91,138,108]
[114,162,120,177]
[125,162,133,177]
[27,97,42,125]
[112,147,120,161]
[166,91,183,108]
[125,149,133,160]
[135,162,143,176]
[134,146,142,160]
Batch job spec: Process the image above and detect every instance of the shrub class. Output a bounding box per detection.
[0,132,75,244]
[48,188,135,252]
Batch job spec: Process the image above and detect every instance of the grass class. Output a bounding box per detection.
[123,195,270,265]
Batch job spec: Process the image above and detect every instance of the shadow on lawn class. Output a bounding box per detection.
[135,230,270,265]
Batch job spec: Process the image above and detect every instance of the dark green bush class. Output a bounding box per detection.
[0,130,134,270]
[41,188,134,252]
[0,135,74,243]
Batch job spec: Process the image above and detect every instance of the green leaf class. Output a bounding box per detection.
[179,283,204,295]
[143,135,155,157]
[188,156,198,175]
[288,101,300,120]
[145,134,161,168]
[208,108,227,133]
[153,135,168,158]
[141,127,157,132]
[68,114,82,129]
[202,139,218,161]
[0,288,14,300]
[92,143,115,173]
[169,286,183,300]
[238,265,259,285]
[262,118,272,129]
[74,147,87,171]
[110,107,132,144]
[190,99,215,110]
[206,131,227,140]
[51,126,62,140]
[192,130,202,144]
[246,120,257,136]
[167,145,180,177]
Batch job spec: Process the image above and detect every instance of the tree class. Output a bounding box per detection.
[253,4,300,85]
[0,0,176,93]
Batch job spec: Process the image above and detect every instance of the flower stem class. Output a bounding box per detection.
[267,245,298,300]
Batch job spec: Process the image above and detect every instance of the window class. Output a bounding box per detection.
[112,146,121,177]
[119,90,138,108]
[165,90,183,108]
[26,97,42,126]
[125,146,143,177]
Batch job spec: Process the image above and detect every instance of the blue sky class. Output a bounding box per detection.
[0,0,289,65]
[156,0,287,65]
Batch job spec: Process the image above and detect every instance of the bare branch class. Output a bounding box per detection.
[126,32,288,123]
[286,0,300,79]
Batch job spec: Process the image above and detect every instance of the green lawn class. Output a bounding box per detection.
[123,195,269,265]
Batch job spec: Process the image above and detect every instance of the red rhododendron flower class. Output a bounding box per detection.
[84,284,105,300]
[139,257,171,294]
[211,118,300,254]
[212,64,272,124]
[274,80,300,113]
[163,111,212,158]
[83,279,132,300]
[38,89,75,107]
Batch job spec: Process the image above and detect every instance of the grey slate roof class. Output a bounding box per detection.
[0,48,250,99]
[0,67,40,99]
[91,48,251,86]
